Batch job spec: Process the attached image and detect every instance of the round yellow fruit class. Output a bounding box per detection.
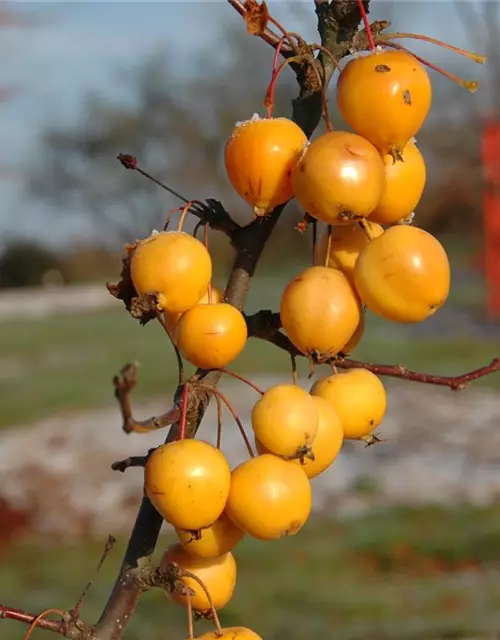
[251,384,319,458]
[353,225,450,323]
[161,543,236,612]
[311,369,386,440]
[144,440,231,530]
[226,454,312,540]
[130,230,212,313]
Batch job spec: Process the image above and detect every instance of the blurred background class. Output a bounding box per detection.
[1,1,500,639]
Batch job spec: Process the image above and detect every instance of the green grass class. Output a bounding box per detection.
[2,504,500,639]
[1,291,500,429]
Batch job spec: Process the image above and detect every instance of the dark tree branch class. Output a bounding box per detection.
[245,310,500,390]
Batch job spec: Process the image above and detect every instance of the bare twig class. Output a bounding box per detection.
[245,310,500,390]
[71,537,117,619]
[113,363,181,434]
[117,154,241,241]
[111,453,153,473]
[0,606,90,640]
[335,357,500,390]
[0,607,65,634]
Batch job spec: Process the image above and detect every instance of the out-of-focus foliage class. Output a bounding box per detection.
[27,3,497,261]
[0,241,67,288]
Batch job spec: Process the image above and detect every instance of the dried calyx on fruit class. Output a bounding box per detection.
[129,230,212,313]
[224,113,308,216]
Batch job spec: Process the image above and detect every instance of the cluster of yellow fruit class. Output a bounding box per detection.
[226,48,451,345]
[123,47,453,640]
[129,232,247,370]
[144,366,385,639]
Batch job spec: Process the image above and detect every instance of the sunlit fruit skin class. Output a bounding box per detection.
[369,140,427,225]
[353,225,450,323]
[280,266,362,358]
[130,231,212,313]
[164,286,224,338]
[224,114,308,216]
[175,511,245,559]
[336,50,432,156]
[144,440,231,530]
[311,369,386,440]
[226,454,312,540]
[255,395,344,479]
[175,302,248,369]
[194,627,263,640]
[291,131,385,224]
[160,543,236,612]
[319,221,384,284]
[251,384,319,458]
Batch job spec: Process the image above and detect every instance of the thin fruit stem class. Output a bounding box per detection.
[290,353,298,386]
[164,206,182,231]
[197,384,255,458]
[186,594,194,640]
[193,220,204,239]
[23,610,65,640]
[179,383,189,440]
[204,223,213,304]
[265,35,287,119]
[325,225,332,267]
[177,201,196,232]
[358,219,374,240]
[379,32,487,64]
[271,36,287,77]
[215,393,224,450]
[178,569,223,636]
[383,42,479,92]
[218,368,264,395]
[265,55,304,118]
[312,220,318,265]
[267,16,301,55]
[356,0,376,52]
[331,363,339,375]
[156,311,185,385]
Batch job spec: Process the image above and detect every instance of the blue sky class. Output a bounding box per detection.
[0,1,491,246]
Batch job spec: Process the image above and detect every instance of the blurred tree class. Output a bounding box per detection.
[411,0,498,238]
[27,22,323,265]
[0,240,67,288]
[27,5,490,262]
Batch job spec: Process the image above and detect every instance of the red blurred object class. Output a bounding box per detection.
[482,120,500,318]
